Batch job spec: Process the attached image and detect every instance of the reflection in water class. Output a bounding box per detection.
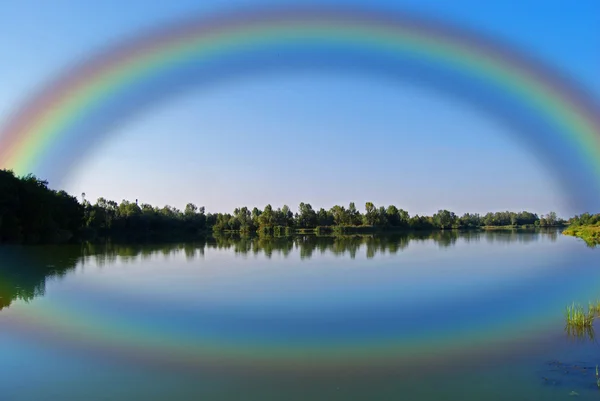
[0,228,595,401]
[0,229,560,312]
[81,228,558,262]
[565,324,597,344]
[0,246,79,310]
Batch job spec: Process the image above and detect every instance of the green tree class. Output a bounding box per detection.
[433,210,457,229]
[364,202,378,226]
[297,202,318,228]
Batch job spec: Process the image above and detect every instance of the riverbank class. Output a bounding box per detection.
[217,224,564,236]
[562,225,600,245]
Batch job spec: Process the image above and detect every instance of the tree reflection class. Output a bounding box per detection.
[0,245,80,310]
[0,229,564,311]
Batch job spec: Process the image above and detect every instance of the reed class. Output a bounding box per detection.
[589,300,600,315]
[565,303,595,327]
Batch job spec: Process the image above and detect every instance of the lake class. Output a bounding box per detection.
[0,230,598,400]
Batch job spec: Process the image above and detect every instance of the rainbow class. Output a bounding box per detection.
[0,6,598,210]
[0,4,599,377]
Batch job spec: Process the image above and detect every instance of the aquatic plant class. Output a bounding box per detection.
[564,303,595,327]
[589,300,600,315]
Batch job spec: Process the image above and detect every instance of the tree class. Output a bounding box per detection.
[330,205,347,226]
[281,205,294,227]
[184,203,198,215]
[377,206,389,226]
[397,208,410,227]
[545,211,558,226]
[364,202,378,226]
[258,204,275,230]
[317,208,334,226]
[297,202,317,228]
[348,202,361,225]
[386,205,400,226]
[432,210,457,229]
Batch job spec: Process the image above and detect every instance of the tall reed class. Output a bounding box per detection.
[565,303,595,327]
[589,300,600,314]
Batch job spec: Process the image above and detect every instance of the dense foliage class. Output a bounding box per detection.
[0,169,572,244]
[563,213,600,246]
[205,203,564,234]
[567,213,600,227]
[0,170,82,243]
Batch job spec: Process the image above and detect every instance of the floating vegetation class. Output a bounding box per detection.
[542,360,600,394]
[565,303,595,328]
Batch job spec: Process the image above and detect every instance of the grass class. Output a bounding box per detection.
[563,301,600,345]
[563,224,600,246]
[565,303,595,327]
[589,300,600,315]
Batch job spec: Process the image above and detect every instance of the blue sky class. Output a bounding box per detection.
[1,0,598,217]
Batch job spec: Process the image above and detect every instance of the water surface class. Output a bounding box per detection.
[1,230,598,400]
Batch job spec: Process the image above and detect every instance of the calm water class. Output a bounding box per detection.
[0,230,598,400]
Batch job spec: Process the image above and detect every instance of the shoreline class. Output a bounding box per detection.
[562,225,600,245]
[215,224,564,237]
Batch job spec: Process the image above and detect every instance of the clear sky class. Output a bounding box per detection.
[1,0,598,217]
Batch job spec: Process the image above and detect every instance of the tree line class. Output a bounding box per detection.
[0,169,579,244]
[208,203,564,235]
[567,213,600,227]
[0,170,82,243]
